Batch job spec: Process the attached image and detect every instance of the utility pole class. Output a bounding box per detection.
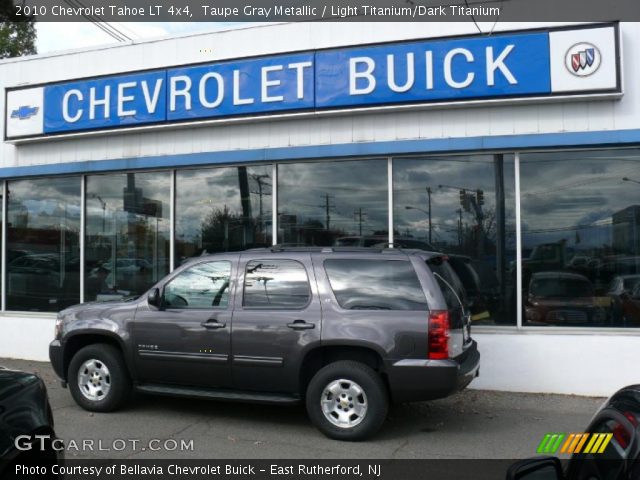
[249,173,271,235]
[319,194,335,231]
[426,187,432,245]
[354,208,367,236]
[456,208,463,248]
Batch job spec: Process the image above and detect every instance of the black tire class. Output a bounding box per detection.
[305,360,388,441]
[68,343,131,412]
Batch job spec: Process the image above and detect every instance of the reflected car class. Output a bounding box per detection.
[617,282,640,327]
[7,254,62,310]
[0,367,62,476]
[525,272,607,326]
[608,275,640,326]
[597,256,640,290]
[507,385,640,480]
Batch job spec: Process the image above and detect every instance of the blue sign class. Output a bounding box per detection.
[34,30,565,135]
[315,32,550,107]
[45,71,167,132]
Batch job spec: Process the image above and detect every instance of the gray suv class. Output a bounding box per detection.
[49,247,479,440]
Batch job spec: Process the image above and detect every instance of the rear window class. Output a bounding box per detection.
[324,259,428,310]
[427,258,466,310]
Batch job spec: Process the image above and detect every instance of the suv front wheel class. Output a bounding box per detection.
[68,343,131,412]
[306,360,388,441]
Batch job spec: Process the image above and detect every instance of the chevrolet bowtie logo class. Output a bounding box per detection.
[11,106,39,120]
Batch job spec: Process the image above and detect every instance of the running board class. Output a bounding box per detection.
[135,384,301,405]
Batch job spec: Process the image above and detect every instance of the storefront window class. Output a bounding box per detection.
[393,155,517,325]
[7,177,81,311]
[277,160,388,246]
[85,172,170,302]
[520,149,640,327]
[175,165,272,267]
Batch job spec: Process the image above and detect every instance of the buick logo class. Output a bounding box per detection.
[565,42,601,77]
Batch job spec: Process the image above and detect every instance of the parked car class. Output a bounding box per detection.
[525,272,607,326]
[0,367,62,476]
[507,384,640,479]
[608,274,640,326]
[49,246,479,441]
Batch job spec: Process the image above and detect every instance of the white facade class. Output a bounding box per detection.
[1,22,640,396]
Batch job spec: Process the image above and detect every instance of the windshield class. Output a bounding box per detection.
[530,278,594,298]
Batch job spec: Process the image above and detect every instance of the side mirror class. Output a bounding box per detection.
[506,457,563,480]
[147,288,161,308]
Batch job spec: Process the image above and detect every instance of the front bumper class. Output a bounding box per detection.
[49,339,65,383]
[386,340,480,403]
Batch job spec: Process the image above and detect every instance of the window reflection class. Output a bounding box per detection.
[324,259,428,310]
[175,165,272,266]
[85,172,170,302]
[277,160,388,246]
[7,177,81,311]
[393,155,517,325]
[520,150,640,327]
[164,261,231,309]
[243,260,310,308]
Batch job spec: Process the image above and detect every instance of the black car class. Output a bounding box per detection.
[508,385,640,480]
[50,246,479,441]
[0,367,61,476]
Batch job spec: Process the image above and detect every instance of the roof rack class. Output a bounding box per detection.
[246,245,407,254]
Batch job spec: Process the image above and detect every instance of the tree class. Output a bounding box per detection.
[0,1,37,59]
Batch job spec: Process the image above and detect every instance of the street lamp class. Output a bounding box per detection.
[623,177,640,185]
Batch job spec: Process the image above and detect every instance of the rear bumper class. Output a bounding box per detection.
[386,340,480,403]
[49,339,65,382]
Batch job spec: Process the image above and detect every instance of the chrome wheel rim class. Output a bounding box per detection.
[321,378,367,429]
[77,359,111,402]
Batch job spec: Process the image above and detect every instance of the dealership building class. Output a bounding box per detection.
[0,21,638,396]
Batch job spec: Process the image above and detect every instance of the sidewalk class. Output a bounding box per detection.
[1,357,605,459]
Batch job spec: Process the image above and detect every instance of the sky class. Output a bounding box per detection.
[36,22,243,54]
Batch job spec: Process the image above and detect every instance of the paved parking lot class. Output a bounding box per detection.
[2,358,605,460]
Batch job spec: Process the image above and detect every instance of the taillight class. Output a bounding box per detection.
[428,310,450,360]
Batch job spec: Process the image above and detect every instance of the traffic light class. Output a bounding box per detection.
[476,189,484,206]
[459,189,471,212]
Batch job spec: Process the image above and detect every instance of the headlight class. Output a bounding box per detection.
[593,309,606,323]
[526,308,540,322]
[54,316,63,338]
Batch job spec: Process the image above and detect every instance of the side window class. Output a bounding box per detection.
[163,261,232,309]
[324,259,428,310]
[243,260,310,309]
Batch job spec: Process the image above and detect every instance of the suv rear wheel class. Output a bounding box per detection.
[306,360,388,441]
[68,344,131,412]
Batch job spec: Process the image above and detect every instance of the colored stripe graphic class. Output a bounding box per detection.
[539,432,612,455]
[583,433,613,454]
[537,433,566,454]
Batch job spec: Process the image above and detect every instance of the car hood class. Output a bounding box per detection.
[60,297,137,317]
[0,369,40,400]
[528,297,597,308]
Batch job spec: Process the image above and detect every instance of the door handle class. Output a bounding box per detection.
[201,320,226,329]
[287,320,315,330]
